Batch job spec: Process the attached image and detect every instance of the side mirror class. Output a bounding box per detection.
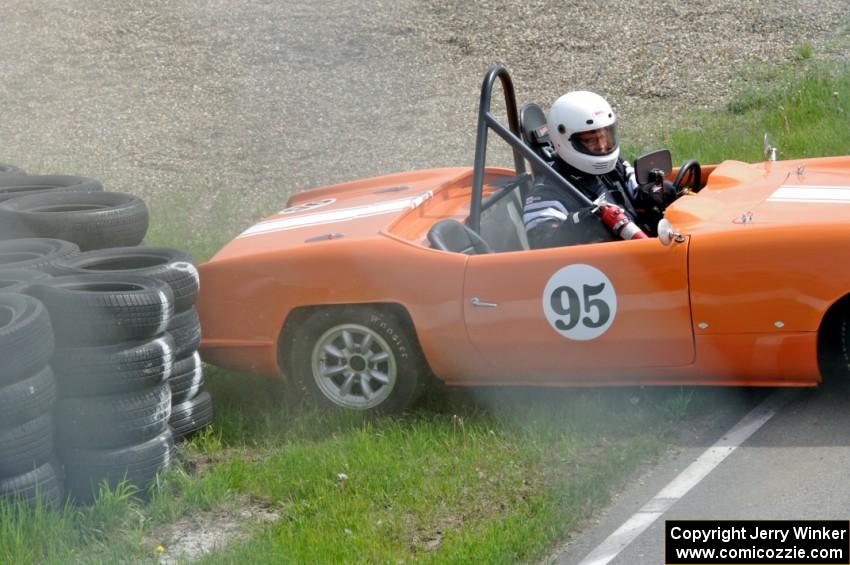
[763,133,777,161]
[657,218,684,246]
[634,149,673,184]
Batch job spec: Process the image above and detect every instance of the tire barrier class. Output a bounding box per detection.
[60,429,174,503]
[28,273,177,502]
[55,382,172,449]
[169,388,213,442]
[0,165,211,504]
[0,293,55,387]
[53,247,199,313]
[0,268,51,293]
[167,307,202,359]
[0,413,54,477]
[165,309,211,441]
[0,191,148,250]
[25,274,174,347]
[51,335,175,396]
[0,293,61,507]
[162,292,210,442]
[50,246,211,442]
[168,352,204,404]
[0,238,80,274]
[0,459,64,508]
[0,175,102,203]
[0,366,58,428]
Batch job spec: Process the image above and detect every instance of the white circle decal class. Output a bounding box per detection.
[280,198,336,215]
[542,264,617,341]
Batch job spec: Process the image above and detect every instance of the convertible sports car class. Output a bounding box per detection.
[197,65,850,413]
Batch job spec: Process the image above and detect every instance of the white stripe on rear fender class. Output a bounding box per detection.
[768,185,850,203]
[237,191,433,238]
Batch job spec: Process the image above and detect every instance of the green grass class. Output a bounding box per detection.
[0,481,154,564]
[623,60,850,166]
[168,373,723,564]
[4,55,850,565]
[795,42,814,61]
[1,378,726,564]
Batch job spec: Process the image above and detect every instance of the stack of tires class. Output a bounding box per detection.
[0,164,212,503]
[52,248,213,442]
[0,241,75,506]
[26,274,176,503]
[0,293,64,507]
[0,175,148,251]
[0,238,81,274]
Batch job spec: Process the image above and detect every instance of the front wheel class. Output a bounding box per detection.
[288,306,425,414]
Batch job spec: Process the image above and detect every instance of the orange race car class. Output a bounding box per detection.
[197,65,850,413]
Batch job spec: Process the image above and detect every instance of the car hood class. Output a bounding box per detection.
[207,167,469,262]
[666,155,850,233]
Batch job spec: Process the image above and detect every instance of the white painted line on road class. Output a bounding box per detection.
[576,390,796,565]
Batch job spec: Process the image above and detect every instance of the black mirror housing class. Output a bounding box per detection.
[634,149,672,184]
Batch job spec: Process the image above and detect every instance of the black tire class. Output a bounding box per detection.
[0,459,64,508]
[818,307,850,389]
[0,164,26,176]
[61,428,173,503]
[53,247,198,313]
[0,174,101,203]
[0,238,80,274]
[0,413,54,477]
[54,382,172,449]
[167,307,201,359]
[168,352,204,403]
[52,334,176,396]
[288,306,426,414]
[0,293,54,386]
[25,274,174,346]
[0,191,148,251]
[0,365,56,427]
[169,388,213,441]
[0,268,51,293]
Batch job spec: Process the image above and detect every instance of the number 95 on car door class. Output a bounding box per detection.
[462,237,693,383]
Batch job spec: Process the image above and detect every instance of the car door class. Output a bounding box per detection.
[462,237,694,382]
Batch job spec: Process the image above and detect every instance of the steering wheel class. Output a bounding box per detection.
[672,160,702,194]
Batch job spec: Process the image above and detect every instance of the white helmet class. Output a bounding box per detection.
[547,91,619,175]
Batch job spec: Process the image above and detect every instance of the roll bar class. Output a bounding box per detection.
[468,65,594,233]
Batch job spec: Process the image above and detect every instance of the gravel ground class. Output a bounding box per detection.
[0,0,848,250]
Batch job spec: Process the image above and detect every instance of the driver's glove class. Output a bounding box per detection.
[566,206,598,225]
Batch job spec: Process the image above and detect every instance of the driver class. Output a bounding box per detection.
[522,91,672,248]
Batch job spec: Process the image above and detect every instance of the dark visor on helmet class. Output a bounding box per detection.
[569,125,618,156]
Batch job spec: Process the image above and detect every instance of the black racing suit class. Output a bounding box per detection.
[522,156,666,249]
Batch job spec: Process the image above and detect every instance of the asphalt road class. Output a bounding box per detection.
[551,386,850,564]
